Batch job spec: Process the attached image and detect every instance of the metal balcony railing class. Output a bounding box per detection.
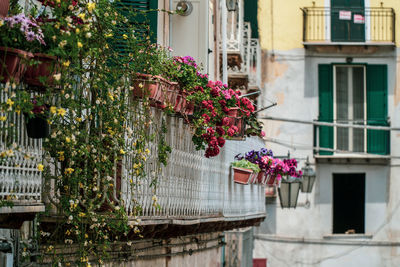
[0,85,43,210]
[124,109,266,221]
[45,106,266,223]
[302,7,395,44]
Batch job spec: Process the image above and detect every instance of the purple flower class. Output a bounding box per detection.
[25,31,35,42]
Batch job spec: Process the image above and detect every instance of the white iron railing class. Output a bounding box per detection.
[248,38,261,89]
[0,85,43,206]
[225,0,244,53]
[123,109,266,221]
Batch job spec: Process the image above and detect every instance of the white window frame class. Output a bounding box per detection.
[333,65,367,154]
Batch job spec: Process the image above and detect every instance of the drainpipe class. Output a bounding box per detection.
[221,0,228,84]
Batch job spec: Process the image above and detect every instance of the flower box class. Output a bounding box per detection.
[226,107,243,132]
[0,47,33,83]
[0,0,9,18]
[24,53,58,88]
[174,93,185,113]
[256,171,267,185]
[233,167,253,185]
[131,73,164,101]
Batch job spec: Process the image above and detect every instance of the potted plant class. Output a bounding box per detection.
[231,159,260,185]
[0,14,45,83]
[24,100,50,139]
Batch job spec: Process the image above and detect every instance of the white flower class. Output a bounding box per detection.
[85,32,92,38]
[53,73,61,81]
[68,215,73,220]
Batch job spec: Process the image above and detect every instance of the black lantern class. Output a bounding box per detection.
[301,165,316,193]
[278,180,301,209]
[226,0,238,12]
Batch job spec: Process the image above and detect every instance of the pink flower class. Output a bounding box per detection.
[261,131,266,137]
[222,117,230,126]
[202,114,210,123]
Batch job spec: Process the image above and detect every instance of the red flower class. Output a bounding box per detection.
[207,127,215,135]
[217,137,225,147]
[202,114,210,123]
[218,99,227,106]
[222,117,230,126]
[216,127,225,136]
[227,125,238,137]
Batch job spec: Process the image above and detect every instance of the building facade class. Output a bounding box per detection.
[254,0,400,266]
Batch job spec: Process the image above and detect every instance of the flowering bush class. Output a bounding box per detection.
[0,14,45,49]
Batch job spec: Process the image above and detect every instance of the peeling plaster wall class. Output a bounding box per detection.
[254,46,400,266]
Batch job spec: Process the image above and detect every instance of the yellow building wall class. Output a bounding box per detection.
[258,0,400,51]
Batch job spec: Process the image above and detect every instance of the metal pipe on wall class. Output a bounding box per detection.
[221,0,228,84]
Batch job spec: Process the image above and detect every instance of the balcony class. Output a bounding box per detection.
[220,1,262,92]
[43,109,266,237]
[313,119,390,164]
[302,7,395,48]
[0,85,45,228]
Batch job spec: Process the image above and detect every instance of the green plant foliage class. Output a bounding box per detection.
[232,159,260,173]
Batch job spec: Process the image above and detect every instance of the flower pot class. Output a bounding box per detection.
[257,171,267,184]
[25,116,50,139]
[165,81,179,107]
[24,53,58,88]
[132,73,162,100]
[0,0,9,18]
[0,47,33,83]
[174,93,185,113]
[233,167,253,185]
[266,174,276,187]
[226,107,243,130]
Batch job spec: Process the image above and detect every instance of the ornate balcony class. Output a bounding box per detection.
[302,7,395,50]
[0,85,45,228]
[43,109,266,237]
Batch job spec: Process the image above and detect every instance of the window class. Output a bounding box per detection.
[317,64,389,155]
[333,173,365,234]
[331,0,365,42]
[334,65,366,153]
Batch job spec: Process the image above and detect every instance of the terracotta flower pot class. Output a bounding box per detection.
[233,167,253,185]
[25,116,50,139]
[0,47,33,83]
[174,93,184,113]
[165,81,179,107]
[266,174,276,187]
[0,0,9,18]
[226,107,243,129]
[24,53,58,88]
[257,171,267,184]
[132,73,162,100]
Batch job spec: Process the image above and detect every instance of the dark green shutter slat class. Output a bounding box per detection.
[318,64,334,155]
[367,65,389,155]
[244,0,258,38]
[114,0,158,55]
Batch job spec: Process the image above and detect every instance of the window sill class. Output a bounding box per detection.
[315,155,390,165]
[323,234,373,240]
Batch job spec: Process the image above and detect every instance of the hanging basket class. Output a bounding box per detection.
[232,167,253,185]
[0,0,9,18]
[24,53,58,89]
[25,116,50,139]
[0,47,33,83]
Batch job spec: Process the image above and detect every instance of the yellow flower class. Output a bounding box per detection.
[87,2,96,13]
[0,116,6,121]
[37,164,44,171]
[78,13,85,20]
[57,151,65,161]
[145,148,150,154]
[75,28,80,34]
[122,34,128,40]
[105,33,113,38]
[65,168,74,174]
[78,212,85,217]
[63,60,70,67]
[77,41,83,48]
[50,106,57,114]
[65,137,71,143]
[57,108,66,117]
[0,20,4,27]
[6,98,14,107]
[120,149,125,154]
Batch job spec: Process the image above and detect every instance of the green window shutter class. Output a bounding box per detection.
[244,0,258,38]
[366,65,389,155]
[318,64,334,155]
[114,0,158,54]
